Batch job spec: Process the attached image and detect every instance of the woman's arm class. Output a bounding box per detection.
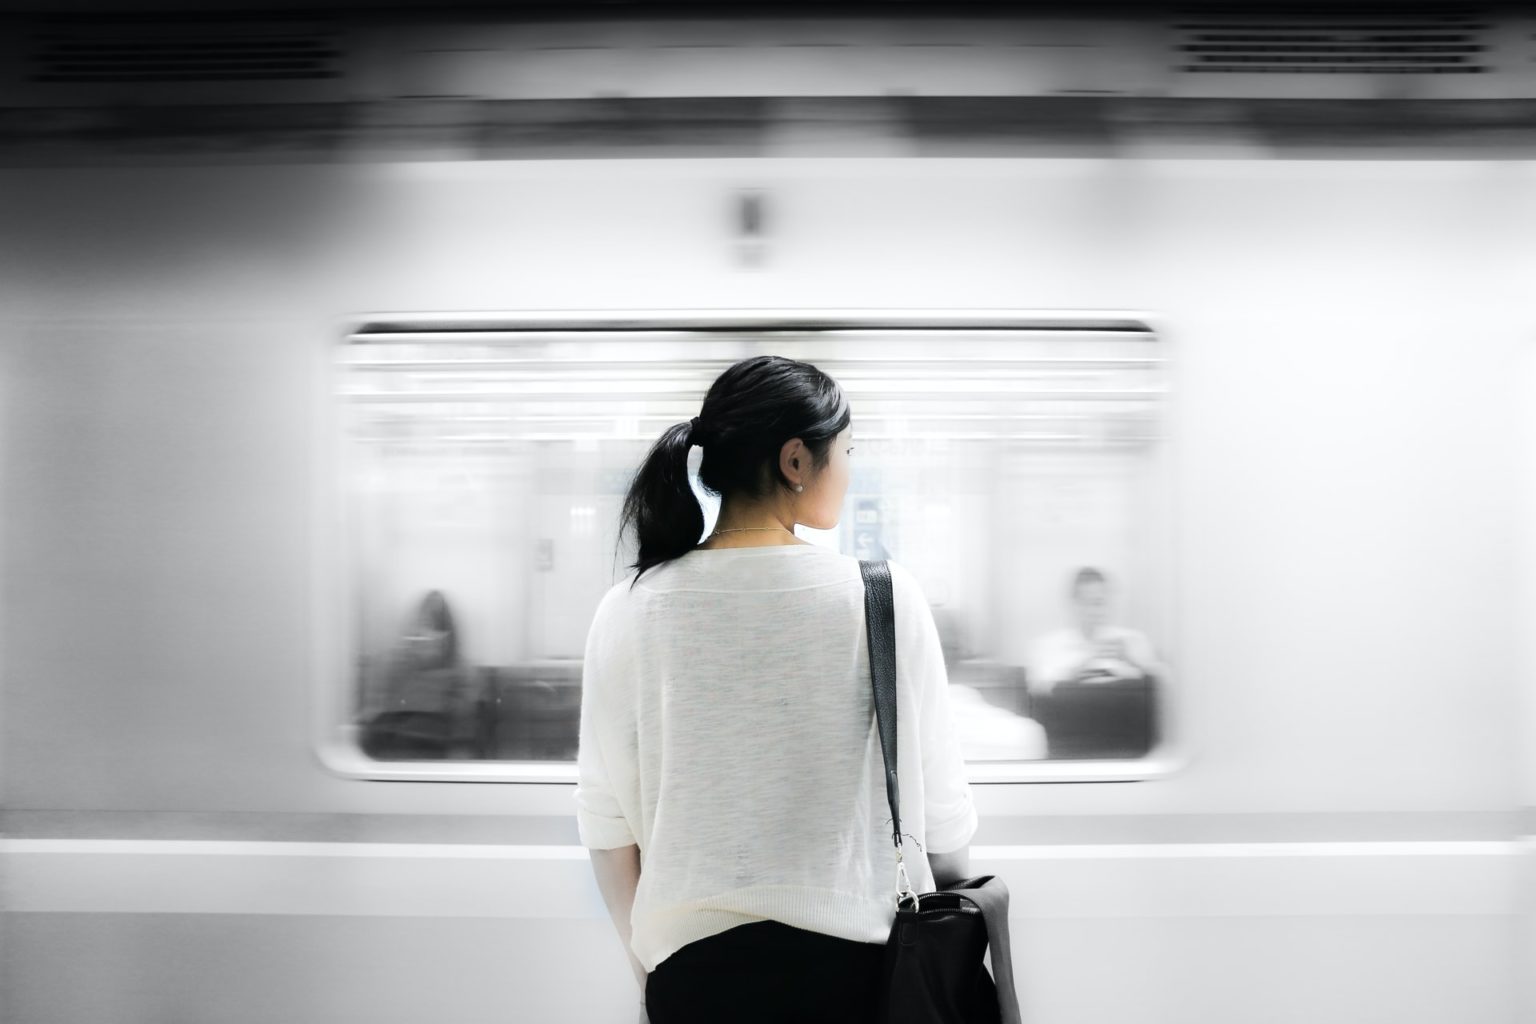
[589,845,648,994]
[929,846,973,888]
[899,565,980,876]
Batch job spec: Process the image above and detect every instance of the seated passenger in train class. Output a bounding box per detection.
[360,590,476,759]
[1027,567,1162,695]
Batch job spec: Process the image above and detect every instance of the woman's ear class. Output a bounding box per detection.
[779,437,805,487]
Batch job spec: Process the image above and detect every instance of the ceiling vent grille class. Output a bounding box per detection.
[28,17,341,84]
[1177,10,1491,74]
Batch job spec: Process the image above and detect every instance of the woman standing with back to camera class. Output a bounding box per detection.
[575,355,977,1024]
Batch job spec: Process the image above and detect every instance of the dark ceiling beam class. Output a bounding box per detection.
[4,95,1535,165]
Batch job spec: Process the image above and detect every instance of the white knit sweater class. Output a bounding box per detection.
[573,543,978,972]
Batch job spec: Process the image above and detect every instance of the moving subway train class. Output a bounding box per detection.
[2,5,1535,1023]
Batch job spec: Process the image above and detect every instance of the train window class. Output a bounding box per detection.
[324,314,1174,782]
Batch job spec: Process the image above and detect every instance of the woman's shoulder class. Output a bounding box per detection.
[636,544,860,593]
[586,578,638,635]
[882,558,929,607]
[599,550,926,611]
[869,560,947,640]
[881,558,919,588]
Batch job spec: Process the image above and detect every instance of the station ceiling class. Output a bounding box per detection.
[0,0,1510,14]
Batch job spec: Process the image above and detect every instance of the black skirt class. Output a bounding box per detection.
[645,919,886,1024]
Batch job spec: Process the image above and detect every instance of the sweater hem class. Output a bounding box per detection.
[633,885,894,972]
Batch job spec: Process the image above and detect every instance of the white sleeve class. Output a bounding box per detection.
[891,563,979,856]
[573,589,638,850]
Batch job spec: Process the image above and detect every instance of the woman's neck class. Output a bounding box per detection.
[698,500,806,548]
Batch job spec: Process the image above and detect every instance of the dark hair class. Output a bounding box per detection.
[410,590,458,667]
[619,355,851,584]
[1071,567,1108,597]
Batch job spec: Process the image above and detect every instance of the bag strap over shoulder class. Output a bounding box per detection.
[859,559,901,851]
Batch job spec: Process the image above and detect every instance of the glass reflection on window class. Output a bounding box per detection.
[341,324,1172,763]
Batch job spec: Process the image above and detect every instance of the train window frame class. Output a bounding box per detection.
[313,310,1189,784]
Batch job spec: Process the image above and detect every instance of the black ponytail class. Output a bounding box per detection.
[619,354,850,584]
[617,421,706,585]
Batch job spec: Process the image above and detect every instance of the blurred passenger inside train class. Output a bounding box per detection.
[360,590,476,760]
[575,355,978,1023]
[1028,567,1163,695]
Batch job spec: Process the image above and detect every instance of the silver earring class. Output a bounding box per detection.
[794,485,804,493]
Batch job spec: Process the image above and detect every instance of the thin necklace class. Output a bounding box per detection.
[709,526,794,536]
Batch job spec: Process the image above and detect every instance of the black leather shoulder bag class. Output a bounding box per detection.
[859,559,1023,1024]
